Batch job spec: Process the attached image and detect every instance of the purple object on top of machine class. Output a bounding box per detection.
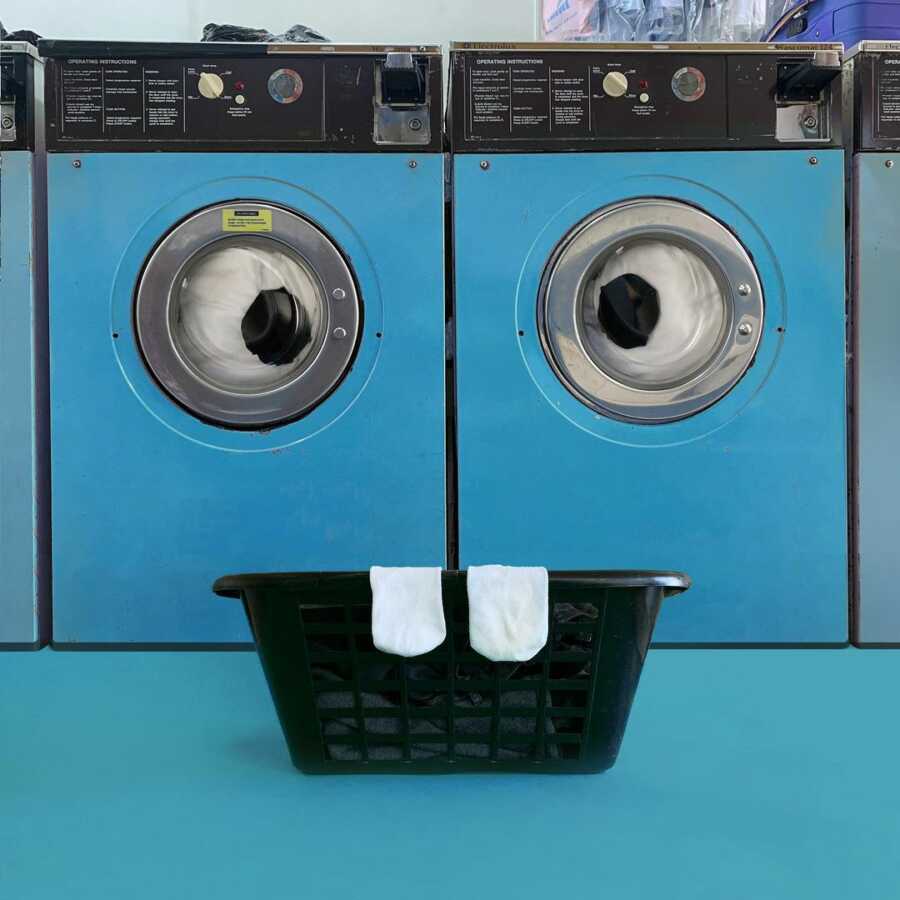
[767,0,900,45]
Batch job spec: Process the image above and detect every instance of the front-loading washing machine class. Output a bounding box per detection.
[847,42,900,646]
[450,42,848,644]
[40,40,446,646]
[0,41,49,648]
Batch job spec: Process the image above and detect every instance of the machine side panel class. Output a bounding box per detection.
[0,152,44,645]
[855,152,900,644]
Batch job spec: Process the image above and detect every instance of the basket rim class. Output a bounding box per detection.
[213,569,692,597]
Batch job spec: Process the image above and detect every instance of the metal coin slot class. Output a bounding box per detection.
[381,52,426,107]
[776,55,840,103]
[374,53,431,146]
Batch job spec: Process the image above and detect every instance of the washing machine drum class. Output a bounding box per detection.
[539,199,764,424]
[135,203,360,429]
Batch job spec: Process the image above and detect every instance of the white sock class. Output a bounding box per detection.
[467,565,549,663]
[370,567,446,658]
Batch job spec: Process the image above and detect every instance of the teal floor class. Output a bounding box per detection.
[2,648,897,899]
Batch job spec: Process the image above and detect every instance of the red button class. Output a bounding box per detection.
[639,79,649,90]
[235,81,246,91]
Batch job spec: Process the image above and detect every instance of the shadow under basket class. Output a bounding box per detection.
[214,570,690,774]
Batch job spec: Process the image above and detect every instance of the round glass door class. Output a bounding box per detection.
[538,198,764,424]
[135,202,361,429]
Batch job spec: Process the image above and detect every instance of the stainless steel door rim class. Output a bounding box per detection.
[135,202,361,429]
[538,198,764,424]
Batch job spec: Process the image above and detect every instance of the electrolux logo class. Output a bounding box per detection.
[884,58,900,65]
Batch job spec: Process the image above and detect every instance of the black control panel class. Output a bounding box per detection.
[38,41,442,153]
[0,44,38,151]
[850,43,900,151]
[449,43,843,152]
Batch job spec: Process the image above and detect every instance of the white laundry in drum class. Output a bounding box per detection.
[176,244,323,390]
[589,240,726,387]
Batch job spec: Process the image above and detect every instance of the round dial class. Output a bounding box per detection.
[197,72,225,100]
[268,68,304,104]
[602,71,629,98]
[672,67,706,103]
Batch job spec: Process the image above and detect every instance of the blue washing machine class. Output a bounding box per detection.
[847,42,900,645]
[449,42,849,645]
[40,40,447,646]
[0,41,49,649]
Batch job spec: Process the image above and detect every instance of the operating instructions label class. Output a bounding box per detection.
[58,58,186,139]
[466,55,594,139]
[876,56,900,138]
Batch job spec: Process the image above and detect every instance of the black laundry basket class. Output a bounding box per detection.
[214,570,690,774]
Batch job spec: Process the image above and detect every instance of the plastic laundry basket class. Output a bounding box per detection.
[214,570,690,774]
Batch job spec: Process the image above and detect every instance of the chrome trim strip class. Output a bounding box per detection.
[267,43,441,55]
[450,40,842,54]
[845,41,900,60]
[0,41,40,60]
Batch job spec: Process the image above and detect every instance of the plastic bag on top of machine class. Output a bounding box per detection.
[541,0,605,39]
[200,22,330,42]
[0,21,41,42]
[539,0,790,40]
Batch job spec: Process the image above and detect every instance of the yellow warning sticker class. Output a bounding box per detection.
[222,208,273,233]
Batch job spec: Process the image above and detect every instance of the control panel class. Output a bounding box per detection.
[0,45,37,150]
[40,44,442,152]
[449,44,842,152]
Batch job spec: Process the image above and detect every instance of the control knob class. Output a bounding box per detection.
[602,71,629,98]
[198,72,225,100]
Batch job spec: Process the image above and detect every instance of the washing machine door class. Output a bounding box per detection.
[539,199,763,424]
[135,202,361,429]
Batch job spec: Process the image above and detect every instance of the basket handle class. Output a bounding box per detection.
[212,576,244,599]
